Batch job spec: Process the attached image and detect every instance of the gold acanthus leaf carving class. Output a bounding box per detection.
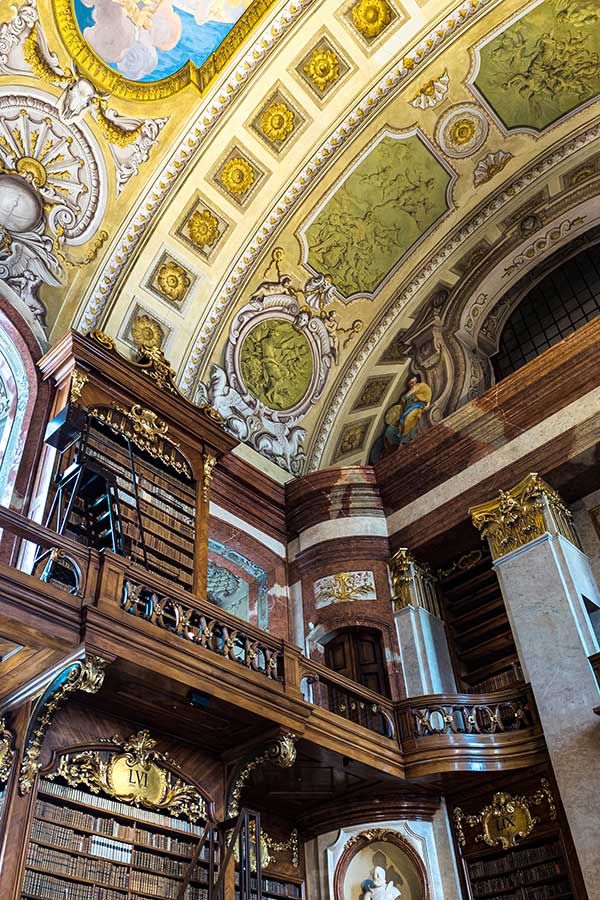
[70,368,88,404]
[344,828,397,850]
[453,779,556,850]
[202,452,217,502]
[0,717,15,784]
[469,473,577,560]
[228,733,297,817]
[49,730,207,823]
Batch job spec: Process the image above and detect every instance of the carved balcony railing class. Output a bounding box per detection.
[121,577,284,681]
[299,657,396,739]
[0,506,546,775]
[397,686,536,741]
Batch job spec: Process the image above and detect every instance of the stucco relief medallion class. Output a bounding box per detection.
[435,103,489,159]
[227,294,332,418]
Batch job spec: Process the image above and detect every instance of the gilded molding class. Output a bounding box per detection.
[19,655,108,794]
[0,717,15,785]
[228,733,296,817]
[47,729,207,822]
[469,473,578,560]
[388,548,442,617]
[453,778,556,849]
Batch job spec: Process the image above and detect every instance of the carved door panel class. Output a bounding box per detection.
[324,629,390,698]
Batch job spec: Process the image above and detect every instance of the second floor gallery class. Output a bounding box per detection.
[0,0,600,897]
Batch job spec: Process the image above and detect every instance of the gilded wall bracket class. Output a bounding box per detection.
[227,732,297,817]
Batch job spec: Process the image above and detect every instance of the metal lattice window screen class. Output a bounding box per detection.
[493,245,600,381]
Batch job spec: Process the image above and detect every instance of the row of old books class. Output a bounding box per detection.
[26,843,129,889]
[130,868,183,899]
[469,841,562,878]
[22,868,126,900]
[132,846,206,878]
[472,861,564,896]
[40,780,202,834]
[243,875,302,898]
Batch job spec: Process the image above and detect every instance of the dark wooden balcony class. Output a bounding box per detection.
[0,505,546,777]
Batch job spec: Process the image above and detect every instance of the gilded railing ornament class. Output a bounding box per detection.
[19,655,108,794]
[0,717,15,784]
[70,368,89,405]
[228,733,297,817]
[388,548,442,617]
[202,452,217,502]
[453,778,556,849]
[469,473,578,560]
[47,729,207,823]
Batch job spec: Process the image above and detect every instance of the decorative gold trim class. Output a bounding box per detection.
[0,717,15,785]
[264,828,299,868]
[231,823,299,869]
[228,733,296,817]
[20,655,108,795]
[70,368,88,405]
[388,548,441,617]
[453,779,556,850]
[344,828,397,850]
[202,452,217,502]
[48,729,207,822]
[90,404,192,479]
[53,0,282,101]
[469,473,578,560]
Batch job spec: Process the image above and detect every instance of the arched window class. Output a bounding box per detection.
[493,244,600,380]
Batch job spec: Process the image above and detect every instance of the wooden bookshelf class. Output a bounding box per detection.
[21,779,209,900]
[462,833,575,900]
[439,549,522,691]
[234,872,303,900]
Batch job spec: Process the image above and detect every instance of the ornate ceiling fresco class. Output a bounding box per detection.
[1,0,599,475]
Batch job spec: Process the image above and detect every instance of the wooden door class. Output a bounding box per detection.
[324,628,390,697]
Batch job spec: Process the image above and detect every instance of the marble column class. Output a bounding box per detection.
[471,473,600,899]
[389,549,456,696]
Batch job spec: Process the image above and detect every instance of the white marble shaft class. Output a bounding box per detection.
[394,605,456,697]
[494,532,600,899]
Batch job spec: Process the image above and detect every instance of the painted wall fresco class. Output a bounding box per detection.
[239,319,313,410]
[73,0,252,82]
[369,374,431,464]
[474,0,600,132]
[208,538,268,630]
[304,132,452,298]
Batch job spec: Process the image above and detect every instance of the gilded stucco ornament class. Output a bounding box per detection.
[48,730,207,822]
[220,156,255,197]
[19,655,108,794]
[187,209,221,250]
[410,71,449,109]
[261,102,295,143]
[469,473,578,560]
[0,717,15,784]
[473,150,513,186]
[351,0,392,39]
[195,278,334,473]
[69,367,88,404]
[303,47,340,91]
[453,779,556,849]
[388,548,441,617]
[435,103,489,158]
[131,314,164,350]
[155,260,191,304]
[202,452,217,502]
[344,828,397,850]
[313,571,376,608]
[2,7,166,194]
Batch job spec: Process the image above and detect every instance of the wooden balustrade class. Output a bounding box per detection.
[396,685,536,741]
[0,506,546,774]
[298,656,396,738]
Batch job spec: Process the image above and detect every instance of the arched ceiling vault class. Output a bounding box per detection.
[1,0,599,474]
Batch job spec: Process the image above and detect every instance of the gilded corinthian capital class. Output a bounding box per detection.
[388,548,441,617]
[469,473,578,561]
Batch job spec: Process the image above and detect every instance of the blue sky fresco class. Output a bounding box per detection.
[74,0,239,82]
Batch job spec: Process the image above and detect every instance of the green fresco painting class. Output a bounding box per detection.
[304,133,452,298]
[240,319,313,410]
[474,0,600,132]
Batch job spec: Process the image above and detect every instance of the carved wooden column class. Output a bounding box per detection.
[470,473,600,898]
[388,548,456,696]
